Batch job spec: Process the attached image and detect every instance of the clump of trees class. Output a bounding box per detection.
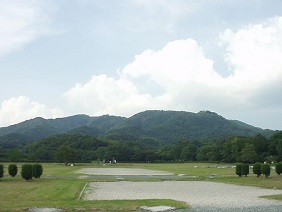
[21,164,43,180]
[32,164,43,178]
[8,164,18,177]
[2,130,282,165]
[0,164,43,180]
[275,162,282,175]
[261,164,271,177]
[0,164,3,179]
[236,164,249,177]
[253,162,262,177]
[21,164,33,180]
[236,162,282,178]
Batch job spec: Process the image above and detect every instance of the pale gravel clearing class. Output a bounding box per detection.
[75,168,174,175]
[83,181,282,211]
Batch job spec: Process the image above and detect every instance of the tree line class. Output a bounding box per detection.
[0,131,282,164]
[0,163,43,180]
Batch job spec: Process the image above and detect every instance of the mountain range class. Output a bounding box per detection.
[0,110,275,147]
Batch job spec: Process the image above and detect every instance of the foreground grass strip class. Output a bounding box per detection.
[0,177,188,211]
[261,194,282,201]
[212,175,282,190]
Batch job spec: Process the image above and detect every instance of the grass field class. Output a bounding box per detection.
[0,162,281,211]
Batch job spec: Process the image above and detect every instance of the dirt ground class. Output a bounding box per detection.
[75,168,174,175]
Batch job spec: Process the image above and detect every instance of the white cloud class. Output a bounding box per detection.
[0,0,53,57]
[0,96,63,127]
[64,16,282,125]
[64,75,164,117]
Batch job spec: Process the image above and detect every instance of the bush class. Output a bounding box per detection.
[261,163,271,177]
[8,164,18,177]
[253,162,262,177]
[0,164,4,178]
[32,164,43,178]
[236,164,242,177]
[21,164,33,180]
[241,164,249,177]
[275,162,282,175]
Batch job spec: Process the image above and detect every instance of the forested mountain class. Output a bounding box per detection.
[104,110,273,144]
[0,110,274,146]
[0,114,125,143]
[0,110,281,163]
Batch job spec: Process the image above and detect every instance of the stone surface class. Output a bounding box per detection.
[76,168,174,175]
[29,208,65,212]
[140,205,176,212]
[83,181,282,210]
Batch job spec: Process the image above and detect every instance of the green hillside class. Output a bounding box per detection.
[104,110,272,144]
[0,110,275,147]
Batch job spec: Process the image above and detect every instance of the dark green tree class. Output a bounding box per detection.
[21,164,33,180]
[241,144,257,163]
[32,164,43,178]
[252,134,268,161]
[180,143,198,161]
[275,162,282,175]
[253,162,262,177]
[0,164,4,178]
[8,149,22,162]
[196,145,216,161]
[261,164,271,177]
[55,145,76,165]
[236,164,242,177]
[8,164,18,177]
[241,164,249,177]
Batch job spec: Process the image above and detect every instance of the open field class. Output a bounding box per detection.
[0,162,282,211]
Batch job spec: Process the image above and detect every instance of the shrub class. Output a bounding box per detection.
[32,164,43,178]
[8,164,18,177]
[21,164,33,180]
[253,162,262,177]
[236,164,242,177]
[0,164,4,178]
[261,163,271,177]
[241,164,249,177]
[275,162,282,175]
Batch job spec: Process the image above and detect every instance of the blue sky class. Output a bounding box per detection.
[1,0,282,130]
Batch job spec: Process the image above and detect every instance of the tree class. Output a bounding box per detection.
[252,134,268,161]
[253,162,262,177]
[241,144,257,163]
[180,143,198,161]
[236,164,242,177]
[8,164,18,177]
[55,145,76,165]
[32,164,43,178]
[0,164,3,178]
[275,162,282,175]
[261,164,271,177]
[21,164,33,180]
[8,149,22,162]
[241,164,249,177]
[196,145,215,161]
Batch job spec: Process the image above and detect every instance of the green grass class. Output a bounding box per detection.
[0,162,281,210]
[0,177,188,211]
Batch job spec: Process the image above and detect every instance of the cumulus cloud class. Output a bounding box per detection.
[64,16,282,122]
[0,96,63,127]
[0,0,53,56]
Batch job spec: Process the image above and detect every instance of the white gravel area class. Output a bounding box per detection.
[83,181,282,210]
[75,168,174,175]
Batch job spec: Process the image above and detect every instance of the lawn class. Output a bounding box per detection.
[0,162,281,211]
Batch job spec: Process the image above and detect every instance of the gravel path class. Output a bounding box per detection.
[76,168,174,175]
[83,181,282,211]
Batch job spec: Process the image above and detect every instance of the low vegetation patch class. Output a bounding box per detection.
[0,162,281,210]
[0,177,188,211]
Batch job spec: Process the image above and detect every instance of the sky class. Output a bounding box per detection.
[1,0,282,130]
